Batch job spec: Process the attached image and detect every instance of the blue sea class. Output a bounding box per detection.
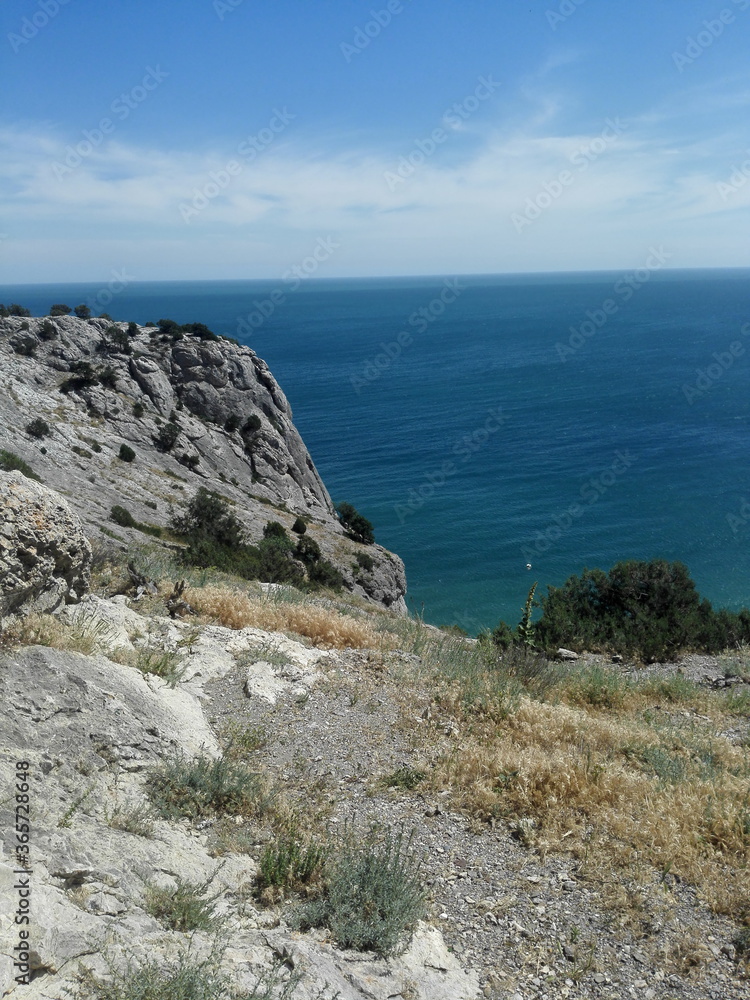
[2,269,749,634]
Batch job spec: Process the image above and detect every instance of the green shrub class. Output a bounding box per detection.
[179,453,200,471]
[535,559,750,661]
[307,559,344,591]
[0,303,31,317]
[39,320,57,341]
[127,321,139,336]
[257,830,327,895]
[132,401,144,418]
[12,335,36,357]
[144,869,222,932]
[292,517,306,535]
[50,303,71,316]
[60,361,99,394]
[335,502,375,545]
[74,304,91,319]
[0,450,40,481]
[355,552,374,572]
[118,444,136,463]
[146,753,270,821]
[263,520,289,542]
[26,418,51,439]
[98,326,132,355]
[224,413,241,433]
[383,766,426,791]
[106,801,156,838]
[182,321,219,341]
[99,365,118,389]
[111,505,136,528]
[154,421,180,452]
[296,825,425,956]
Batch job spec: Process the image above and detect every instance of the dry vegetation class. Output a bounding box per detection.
[185,584,381,649]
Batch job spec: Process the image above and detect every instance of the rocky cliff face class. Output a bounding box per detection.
[0,315,406,610]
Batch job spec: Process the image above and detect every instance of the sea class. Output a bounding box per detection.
[2,268,749,635]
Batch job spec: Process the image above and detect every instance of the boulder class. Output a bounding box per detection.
[0,472,91,618]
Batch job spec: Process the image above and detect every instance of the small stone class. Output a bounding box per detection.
[593,973,606,984]
[563,945,576,961]
[557,648,579,661]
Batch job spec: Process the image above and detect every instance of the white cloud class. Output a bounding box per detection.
[0,100,747,282]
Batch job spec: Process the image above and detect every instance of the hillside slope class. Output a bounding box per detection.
[0,314,406,609]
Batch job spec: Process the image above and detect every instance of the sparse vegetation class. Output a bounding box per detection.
[110,505,162,538]
[335,501,375,545]
[0,449,40,480]
[118,443,135,462]
[145,752,272,821]
[144,867,223,931]
[154,420,180,452]
[50,303,72,316]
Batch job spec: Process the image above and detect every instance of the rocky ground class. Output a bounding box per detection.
[1,581,747,999]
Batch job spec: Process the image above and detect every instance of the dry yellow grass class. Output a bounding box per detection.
[427,694,750,918]
[185,585,380,649]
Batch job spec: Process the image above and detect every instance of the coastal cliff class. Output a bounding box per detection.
[0,313,406,610]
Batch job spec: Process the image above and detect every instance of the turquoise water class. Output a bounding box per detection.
[2,269,749,633]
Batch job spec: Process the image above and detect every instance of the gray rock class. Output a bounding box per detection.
[556,648,579,661]
[0,471,91,618]
[0,315,407,611]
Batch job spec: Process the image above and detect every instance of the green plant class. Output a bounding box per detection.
[111,505,136,528]
[58,785,95,828]
[50,303,71,316]
[296,825,425,956]
[12,335,36,357]
[144,866,223,931]
[26,417,51,439]
[517,582,538,647]
[382,766,426,791]
[0,303,31,317]
[355,552,374,572]
[75,952,303,1000]
[335,502,375,545]
[60,361,99,393]
[118,444,136,463]
[257,829,327,896]
[292,517,307,534]
[535,559,750,661]
[132,401,144,418]
[145,752,271,821]
[179,453,200,471]
[74,304,92,319]
[134,648,184,686]
[39,319,58,340]
[154,421,180,452]
[106,801,156,837]
[0,449,40,481]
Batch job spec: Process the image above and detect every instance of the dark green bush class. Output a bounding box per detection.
[111,505,137,528]
[336,502,375,545]
[127,321,139,336]
[263,521,289,543]
[26,418,51,439]
[0,303,31,317]
[534,559,750,661]
[99,365,118,389]
[60,361,99,394]
[98,326,132,354]
[12,336,36,357]
[182,321,219,341]
[118,444,136,463]
[0,450,40,481]
[179,453,200,471]
[356,552,375,572]
[50,303,71,316]
[39,320,57,341]
[74,304,91,319]
[154,421,180,452]
[224,413,241,433]
[132,401,145,418]
[292,517,307,535]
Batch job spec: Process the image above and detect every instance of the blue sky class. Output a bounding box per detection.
[1,0,749,281]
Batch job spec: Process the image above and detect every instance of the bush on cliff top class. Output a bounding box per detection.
[493,559,750,662]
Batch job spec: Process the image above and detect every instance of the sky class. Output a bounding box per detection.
[1,0,749,282]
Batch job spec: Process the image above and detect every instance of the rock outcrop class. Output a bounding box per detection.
[0,471,91,619]
[0,315,406,610]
